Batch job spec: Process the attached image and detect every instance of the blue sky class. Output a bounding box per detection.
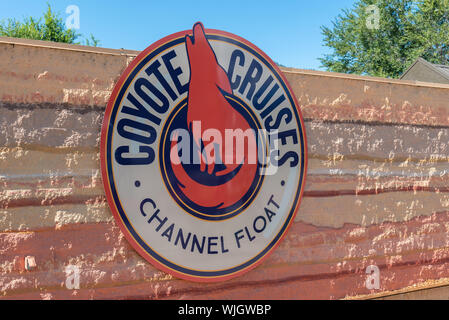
[0,0,357,70]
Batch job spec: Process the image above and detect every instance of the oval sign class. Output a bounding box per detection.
[101,22,307,282]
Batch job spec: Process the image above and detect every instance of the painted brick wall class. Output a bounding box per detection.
[1,37,449,299]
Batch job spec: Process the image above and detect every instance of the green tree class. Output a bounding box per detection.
[320,0,449,78]
[0,4,99,46]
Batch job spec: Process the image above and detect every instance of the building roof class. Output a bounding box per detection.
[400,57,449,84]
[433,62,449,79]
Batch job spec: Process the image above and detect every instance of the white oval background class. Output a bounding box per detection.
[109,37,303,273]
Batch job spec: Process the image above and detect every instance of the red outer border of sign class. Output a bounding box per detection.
[100,25,308,283]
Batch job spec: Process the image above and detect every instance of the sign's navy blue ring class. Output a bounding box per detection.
[106,35,306,277]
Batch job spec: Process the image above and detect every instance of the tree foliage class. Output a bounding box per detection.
[320,0,449,78]
[0,4,99,46]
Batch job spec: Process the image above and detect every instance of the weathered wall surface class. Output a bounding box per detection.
[1,37,449,300]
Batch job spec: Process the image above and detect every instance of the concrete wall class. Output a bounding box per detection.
[1,37,449,299]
